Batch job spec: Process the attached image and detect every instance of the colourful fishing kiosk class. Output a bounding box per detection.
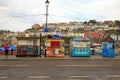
[45,35,65,57]
[102,34,115,57]
[70,37,91,57]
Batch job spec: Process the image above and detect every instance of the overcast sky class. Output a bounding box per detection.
[0,0,120,31]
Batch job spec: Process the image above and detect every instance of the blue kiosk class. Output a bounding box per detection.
[70,37,91,57]
[102,34,115,57]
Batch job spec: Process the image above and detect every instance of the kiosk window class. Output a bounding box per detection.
[107,42,114,49]
[79,49,82,52]
[83,49,85,52]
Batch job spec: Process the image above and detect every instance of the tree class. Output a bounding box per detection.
[83,21,88,24]
[114,20,120,29]
[114,20,120,26]
[88,20,97,25]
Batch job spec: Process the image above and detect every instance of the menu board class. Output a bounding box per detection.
[18,40,27,45]
[72,41,90,47]
[45,42,50,47]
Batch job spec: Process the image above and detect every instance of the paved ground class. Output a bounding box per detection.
[0,54,120,80]
[0,54,120,61]
[0,59,120,80]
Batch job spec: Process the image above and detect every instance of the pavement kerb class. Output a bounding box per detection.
[0,57,120,61]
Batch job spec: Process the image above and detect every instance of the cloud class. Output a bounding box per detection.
[49,0,120,21]
[77,0,120,20]
[0,0,11,6]
[0,0,120,31]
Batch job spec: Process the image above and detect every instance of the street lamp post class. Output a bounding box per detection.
[44,0,50,57]
[39,33,42,57]
[45,0,49,32]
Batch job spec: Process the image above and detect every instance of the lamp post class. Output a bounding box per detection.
[39,33,42,57]
[45,0,49,32]
[44,0,50,57]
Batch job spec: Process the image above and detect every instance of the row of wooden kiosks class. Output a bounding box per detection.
[70,35,115,57]
[45,36,91,57]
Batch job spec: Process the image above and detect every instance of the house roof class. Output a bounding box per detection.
[85,32,103,39]
[16,37,39,40]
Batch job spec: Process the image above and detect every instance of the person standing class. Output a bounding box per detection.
[4,44,9,58]
[91,46,95,55]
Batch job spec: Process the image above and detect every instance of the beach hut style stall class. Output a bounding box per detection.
[45,35,65,57]
[70,37,91,57]
[102,34,115,57]
[16,37,39,57]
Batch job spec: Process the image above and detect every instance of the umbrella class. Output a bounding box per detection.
[53,35,61,39]
[0,47,4,52]
[9,45,16,51]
